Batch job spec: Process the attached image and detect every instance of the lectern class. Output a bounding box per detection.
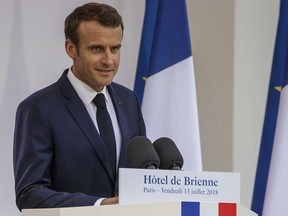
[22,201,257,216]
[22,169,258,216]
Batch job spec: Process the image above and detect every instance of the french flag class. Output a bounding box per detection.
[134,0,202,171]
[252,0,288,215]
[182,202,237,216]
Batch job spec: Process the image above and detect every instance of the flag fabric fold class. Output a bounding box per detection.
[251,0,288,215]
[134,0,202,171]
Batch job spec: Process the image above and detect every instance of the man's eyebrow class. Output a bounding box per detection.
[87,44,103,49]
[113,44,122,48]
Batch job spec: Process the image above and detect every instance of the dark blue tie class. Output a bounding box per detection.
[93,93,116,178]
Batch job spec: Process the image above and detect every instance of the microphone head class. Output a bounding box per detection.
[153,137,184,170]
[127,136,160,169]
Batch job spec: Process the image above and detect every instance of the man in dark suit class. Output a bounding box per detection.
[13,2,146,211]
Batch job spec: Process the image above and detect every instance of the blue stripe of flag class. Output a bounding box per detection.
[284,37,288,87]
[181,202,200,216]
[251,0,288,215]
[134,0,192,104]
[148,0,192,76]
[134,0,159,105]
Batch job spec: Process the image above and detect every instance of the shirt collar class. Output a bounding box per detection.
[67,68,109,106]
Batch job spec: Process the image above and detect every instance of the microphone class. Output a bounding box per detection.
[153,137,184,170]
[127,136,160,169]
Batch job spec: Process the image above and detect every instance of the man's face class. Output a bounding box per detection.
[66,21,122,92]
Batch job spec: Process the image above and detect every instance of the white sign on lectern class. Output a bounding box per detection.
[119,168,240,205]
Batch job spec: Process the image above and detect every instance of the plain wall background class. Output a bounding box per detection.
[0,0,280,215]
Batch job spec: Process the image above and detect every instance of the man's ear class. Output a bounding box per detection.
[65,39,77,59]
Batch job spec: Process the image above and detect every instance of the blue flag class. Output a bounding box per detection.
[251,0,288,215]
[134,0,202,170]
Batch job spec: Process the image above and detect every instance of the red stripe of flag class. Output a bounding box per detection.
[219,203,236,216]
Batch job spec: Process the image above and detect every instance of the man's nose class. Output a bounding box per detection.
[101,50,113,65]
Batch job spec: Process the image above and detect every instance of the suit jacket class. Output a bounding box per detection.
[13,70,146,210]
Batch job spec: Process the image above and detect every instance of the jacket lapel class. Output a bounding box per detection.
[107,85,130,168]
[57,71,115,182]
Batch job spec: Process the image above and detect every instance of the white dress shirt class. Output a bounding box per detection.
[67,68,121,205]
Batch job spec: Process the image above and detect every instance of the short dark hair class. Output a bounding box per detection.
[64,2,124,50]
